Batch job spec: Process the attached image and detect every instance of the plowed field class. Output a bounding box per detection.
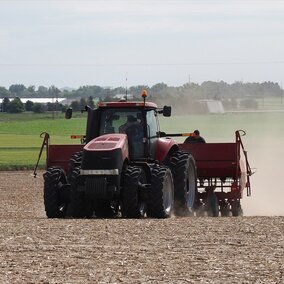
[0,171,283,283]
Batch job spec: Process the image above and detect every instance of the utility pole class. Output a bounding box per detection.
[52,95,54,120]
[281,82,283,107]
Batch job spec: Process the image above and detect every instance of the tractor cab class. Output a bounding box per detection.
[79,94,172,161]
[95,103,156,159]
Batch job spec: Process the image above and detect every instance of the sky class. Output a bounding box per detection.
[0,0,284,89]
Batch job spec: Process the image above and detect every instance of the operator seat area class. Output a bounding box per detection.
[119,115,144,159]
[124,123,144,159]
[100,110,145,159]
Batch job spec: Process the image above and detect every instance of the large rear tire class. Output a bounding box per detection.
[170,151,197,216]
[122,166,147,218]
[147,165,174,218]
[43,167,69,218]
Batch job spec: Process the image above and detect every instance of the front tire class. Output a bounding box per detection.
[122,166,147,218]
[43,167,69,218]
[68,151,82,181]
[69,166,93,218]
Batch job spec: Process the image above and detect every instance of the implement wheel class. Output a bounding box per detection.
[206,190,219,217]
[43,167,69,218]
[231,200,243,217]
[122,166,147,218]
[220,202,230,217]
[170,151,197,217]
[147,165,174,218]
[195,203,206,217]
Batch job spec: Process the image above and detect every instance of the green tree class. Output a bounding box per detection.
[46,102,54,111]
[70,100,80,111]
[0,87,11,97]
[7,97,24,113]
[75,85,103,98]
[151,82,168,93]
[26,85,36,96]
[48,86,60,98]
[32,103,45,113]
[87,96,95,108]
[1,97,10,112]
[60,104,67,113]
[9,84,26,96]
[79,98,87,110]
[37,86,48,97]
[25,100,34,111]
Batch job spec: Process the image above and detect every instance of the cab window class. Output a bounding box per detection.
[146,110,158,138]
[99,108,143,135]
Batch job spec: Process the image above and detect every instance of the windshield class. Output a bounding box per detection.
[99,108,143,135]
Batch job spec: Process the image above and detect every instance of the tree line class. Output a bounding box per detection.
[1,96,96,114]
[1,81,283,114]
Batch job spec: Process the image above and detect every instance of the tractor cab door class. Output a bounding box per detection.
[146,109,159,159]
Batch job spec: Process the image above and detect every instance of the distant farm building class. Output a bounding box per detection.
[19,98,66,104]
[199,100,225,114]
[113,94,134,100]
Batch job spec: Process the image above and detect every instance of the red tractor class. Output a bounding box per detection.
[35,91,252,218]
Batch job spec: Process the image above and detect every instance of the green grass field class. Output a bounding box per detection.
[1,111,284,169]
[0,112,86,169]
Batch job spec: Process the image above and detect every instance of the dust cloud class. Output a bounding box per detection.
[242,138,284,216]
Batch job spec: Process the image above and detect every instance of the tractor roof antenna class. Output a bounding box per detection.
[125,73,128,101]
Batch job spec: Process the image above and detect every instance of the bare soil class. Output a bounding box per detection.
[0,171,283,284]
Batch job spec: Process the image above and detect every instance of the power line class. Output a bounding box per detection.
[0,61,284,67]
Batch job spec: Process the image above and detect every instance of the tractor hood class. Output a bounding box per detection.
[79,134,130,198]
[81,133,129,173]
[84,133,129,156]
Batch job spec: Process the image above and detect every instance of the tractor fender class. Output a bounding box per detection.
[155,138,178,162]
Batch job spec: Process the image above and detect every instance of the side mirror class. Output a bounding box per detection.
[163,106,171,117]
[65,107,73,119]
[81,105,92,113]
